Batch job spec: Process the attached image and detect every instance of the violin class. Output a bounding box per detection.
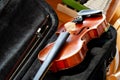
[34,9,109,80]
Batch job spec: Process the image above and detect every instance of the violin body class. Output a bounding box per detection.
[38,14,109,72]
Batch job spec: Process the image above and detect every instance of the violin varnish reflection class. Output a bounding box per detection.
[38,14,109,72]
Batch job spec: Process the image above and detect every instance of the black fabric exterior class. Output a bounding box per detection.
[0,0,58,79]
[21,26,117,80]
[0,0,117,79]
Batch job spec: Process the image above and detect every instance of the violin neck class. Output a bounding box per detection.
[33,32,70,80]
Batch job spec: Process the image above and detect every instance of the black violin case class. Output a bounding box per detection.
[0,0,117,80]
[0,0,58,79]
[23,26,117,80]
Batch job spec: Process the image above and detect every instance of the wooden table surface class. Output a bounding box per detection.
[46,0,120,25]
[46,0,73,27]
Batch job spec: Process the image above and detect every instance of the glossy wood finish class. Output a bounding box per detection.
[106,0,120,24]
[38,14,108,72]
